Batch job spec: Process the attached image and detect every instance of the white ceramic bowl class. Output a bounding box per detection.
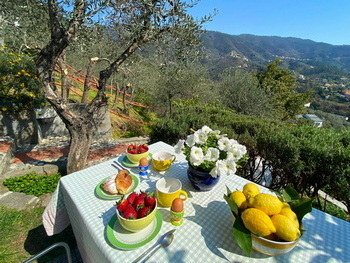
[251,234,299,256]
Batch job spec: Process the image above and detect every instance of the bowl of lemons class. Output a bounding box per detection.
[224,183,312,256]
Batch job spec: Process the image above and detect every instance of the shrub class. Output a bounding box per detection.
[150,100,350,213]
[3,172,61,196]
[0,47,45,114]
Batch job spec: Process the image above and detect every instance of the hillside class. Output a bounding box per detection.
[202,31,350,77]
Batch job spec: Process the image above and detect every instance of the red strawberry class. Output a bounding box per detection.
[138,192,148,199]
[134,196,145,210]
[122,205,137,219]
[138,145,148,153]
[145,194,156,207]
[127,145,138,154]
[116,198,129,213]
[137,206,152,218]
[127,192,138,204]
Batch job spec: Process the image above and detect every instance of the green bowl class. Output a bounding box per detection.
[116,201,157,232]
[126,150,149,164]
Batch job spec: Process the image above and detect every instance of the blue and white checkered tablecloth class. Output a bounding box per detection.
[43,141,350,263]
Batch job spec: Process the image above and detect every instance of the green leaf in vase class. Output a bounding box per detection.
[232,216,252,256]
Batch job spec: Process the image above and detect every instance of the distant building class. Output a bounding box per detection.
[303,114,323,128]
[304,102,311,107]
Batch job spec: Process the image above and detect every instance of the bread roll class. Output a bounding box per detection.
[115,170,132,194]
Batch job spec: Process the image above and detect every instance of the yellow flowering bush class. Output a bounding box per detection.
[0,47,45,113]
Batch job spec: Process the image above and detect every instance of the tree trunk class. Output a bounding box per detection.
[66,122,92,173]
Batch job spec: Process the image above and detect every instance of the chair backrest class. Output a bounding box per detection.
[23,242,72,263]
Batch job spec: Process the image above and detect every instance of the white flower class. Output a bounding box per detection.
[218,137,231,151]
[174,139,185,154]
[186,134,196,147]
[201,125,213,134]
[225,158,237,174]
[182,126,246,178]
[227,144,247,161]
[190,146,204,166]
[194,130,208,145]
[213,159,228,177]
[229,139,239,145]
[209,166,219,178]
[204,147,220,162]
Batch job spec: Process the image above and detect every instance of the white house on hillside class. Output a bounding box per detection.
[303,114,323,127]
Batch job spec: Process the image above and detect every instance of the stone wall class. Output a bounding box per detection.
[37,104,112,139]
[0,110,39,147]
[1,103,112,147]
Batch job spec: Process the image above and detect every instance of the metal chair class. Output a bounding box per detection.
[23,242,72,263]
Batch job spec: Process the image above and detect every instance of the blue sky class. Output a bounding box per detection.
[188,0,350,45]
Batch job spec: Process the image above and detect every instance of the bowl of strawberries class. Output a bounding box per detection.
[116,191,157,232]
[126,144,149,164]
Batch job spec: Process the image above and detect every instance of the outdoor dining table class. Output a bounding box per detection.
[43,141,350,263]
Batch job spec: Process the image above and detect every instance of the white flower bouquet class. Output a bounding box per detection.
[175,126,247,178]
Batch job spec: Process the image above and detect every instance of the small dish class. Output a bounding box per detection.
[95,173,139,199]
[106,210,163,250]
[120,153,152,168]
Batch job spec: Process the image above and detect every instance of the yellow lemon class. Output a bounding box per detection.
[230,191,247,209]
[263,233,279,241]
[279,207,299,229]
[282,202,290,208]
[271,214,300,241]
[241,208,276,237]
[248,193,283,216]
[242,183,260,199]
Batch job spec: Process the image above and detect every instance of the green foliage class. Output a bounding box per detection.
[257,59,310,120]
[0,47,45,114]
[150,99,236,144]
[0,0,50,47]
[3,172,61,196]
[150,100,350,213]
[218,68,274,117]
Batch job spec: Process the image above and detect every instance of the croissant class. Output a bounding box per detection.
[115,170,132,194]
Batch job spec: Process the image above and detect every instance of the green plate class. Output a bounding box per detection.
[120,153,152,168]
[95,173,139,200]
[106,210,163,250]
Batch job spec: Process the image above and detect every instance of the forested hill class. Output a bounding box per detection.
[202,31,350,75]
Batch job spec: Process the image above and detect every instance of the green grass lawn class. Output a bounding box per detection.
[0,206,77,263]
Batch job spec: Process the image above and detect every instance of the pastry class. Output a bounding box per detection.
[102,170,133,195]
[115,170,132,194]
[102,174,118,194]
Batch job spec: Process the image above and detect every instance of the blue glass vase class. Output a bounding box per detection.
[187,164,220,191]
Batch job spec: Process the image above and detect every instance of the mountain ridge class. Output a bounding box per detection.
[201,31,350,75]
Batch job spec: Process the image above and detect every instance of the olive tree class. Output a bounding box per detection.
[219,68,274,117]
[36,0,206,173]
